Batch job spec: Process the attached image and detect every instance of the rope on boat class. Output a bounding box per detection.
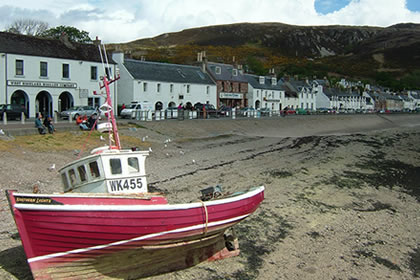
[200,201,209,235]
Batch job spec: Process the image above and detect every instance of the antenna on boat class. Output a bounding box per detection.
[96,44,121,150]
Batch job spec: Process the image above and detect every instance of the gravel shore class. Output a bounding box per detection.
[1,114,419,279]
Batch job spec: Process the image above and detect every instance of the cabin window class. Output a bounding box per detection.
[78,165,87,182]
[61,173,70,190]
[69,169,76,186]
[110,158,122,175]
[127,157,139,173]
[89,161,100,178]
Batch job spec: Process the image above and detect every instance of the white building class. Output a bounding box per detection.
[245,74,285,111]
[112,52,217,110]
[0,32,117,118]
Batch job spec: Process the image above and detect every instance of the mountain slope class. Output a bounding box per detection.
[108,22,420,88]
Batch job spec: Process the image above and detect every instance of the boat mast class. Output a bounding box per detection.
[97,44,121,150]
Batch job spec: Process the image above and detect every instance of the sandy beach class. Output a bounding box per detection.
[0,113,419,279]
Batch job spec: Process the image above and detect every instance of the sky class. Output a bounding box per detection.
[0,0,419,43]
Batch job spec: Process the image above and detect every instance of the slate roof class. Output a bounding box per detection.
[244,74,284,91]
[206,62,248,83]
[0,31,113,63]
[124,59,215,85]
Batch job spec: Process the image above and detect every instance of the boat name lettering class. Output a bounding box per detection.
[15,197,54,204]
[109,178,143,192]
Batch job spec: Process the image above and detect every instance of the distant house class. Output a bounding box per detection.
[0,32,117,118]
[245,74,285,110]
[112,52,217,110]
[322,87,366,111]
[195,52,248,109]
[280,80,299,109]
[407,91,420,109]
[287,79,317,111]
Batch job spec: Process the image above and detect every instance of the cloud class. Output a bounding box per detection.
[0,0,419,43]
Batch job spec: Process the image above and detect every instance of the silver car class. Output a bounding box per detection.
[60,106,97,120]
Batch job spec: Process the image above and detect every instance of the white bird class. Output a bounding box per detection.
[0,129,4,135]
[192,159,196,164]
[148,147,153,152]
[164,144,168,148]
[165,153,170,157]
[47,164,56,172]
[142,137,146,142]
[100,135,105,141]
[179,150,185,155]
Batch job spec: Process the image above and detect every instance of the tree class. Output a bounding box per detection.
[6,19,49,36]
[40,26,92,44]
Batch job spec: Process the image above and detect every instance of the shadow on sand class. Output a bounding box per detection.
[0,245,33,280]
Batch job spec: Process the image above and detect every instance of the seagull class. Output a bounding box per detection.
[142,137,146,142]
[47,164,56,172]
[165,153,170,157]
[192,159,196,164]
[100,135,105,141]
[179,150,185,155]
[164,144,168,148]
[0,129,4,135]
[148,147,153,152]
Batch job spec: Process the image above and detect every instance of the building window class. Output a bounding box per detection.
[179,95,184,100]
[233,69,238,76]
[91,66,97,80]
[143,82,148,92]
[15,60,24,76]
[206,86,210,95]
[62,63,70,79]
[40,61,48,77]
[157,83,161,93]
[105,67,112,79]
[170,84,173,93]
[215,66,221,74]
[186,85,190,93]
[259,76,265,84]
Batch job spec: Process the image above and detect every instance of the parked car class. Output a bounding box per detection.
[60,106,97,120]
[296,108,309,115]
[120,103,142,119]
[218,106,232,116]
[239,107,256,117]
[259,107,271,116]
[194,103,217,116]
[0,104,28,120]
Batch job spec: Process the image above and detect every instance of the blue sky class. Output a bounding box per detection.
[0,0,419,43]
[315,0,420,14]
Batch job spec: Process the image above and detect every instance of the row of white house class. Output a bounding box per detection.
[0,32,419,119]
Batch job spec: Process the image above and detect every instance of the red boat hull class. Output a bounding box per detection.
[7,186,264,279]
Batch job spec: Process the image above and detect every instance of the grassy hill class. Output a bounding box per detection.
[107,22,420,90]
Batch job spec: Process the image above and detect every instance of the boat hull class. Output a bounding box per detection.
[6,186,264,279]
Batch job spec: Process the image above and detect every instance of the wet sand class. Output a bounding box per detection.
[0,114,419,279]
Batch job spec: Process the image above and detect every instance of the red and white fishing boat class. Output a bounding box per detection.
[6,45,264,279]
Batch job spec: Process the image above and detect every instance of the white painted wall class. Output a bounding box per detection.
[2,53,116,118]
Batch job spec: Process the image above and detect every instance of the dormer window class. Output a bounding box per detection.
[272,77,277,85]
[215,66,221,75]
[233,69,238,76]
[259,76,265,85]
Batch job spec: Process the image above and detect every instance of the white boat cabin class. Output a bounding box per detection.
[59,148,149,194]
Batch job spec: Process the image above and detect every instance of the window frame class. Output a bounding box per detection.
[40,61,48,77]
[15,59,24,76]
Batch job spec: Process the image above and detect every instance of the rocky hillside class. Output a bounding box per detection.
[108,22,420,88]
